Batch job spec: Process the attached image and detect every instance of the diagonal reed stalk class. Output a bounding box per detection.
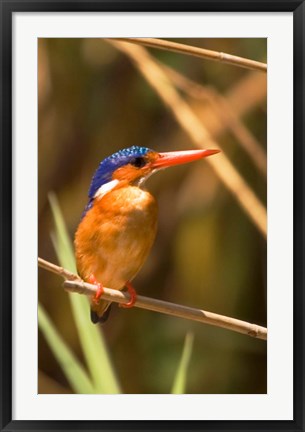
[38,257,267,341]
[160,63,267,177]
[114,38,267,73]
[106,39,267,238]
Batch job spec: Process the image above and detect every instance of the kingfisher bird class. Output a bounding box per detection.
[74,146,220,323]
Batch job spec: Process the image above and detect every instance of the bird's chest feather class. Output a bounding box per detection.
[96,187,157,254]
[75,186,158,288]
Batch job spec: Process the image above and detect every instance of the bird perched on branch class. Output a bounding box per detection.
[74,146,220,324]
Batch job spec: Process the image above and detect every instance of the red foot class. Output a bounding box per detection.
[88,274,104,304]
[119,282,137,308]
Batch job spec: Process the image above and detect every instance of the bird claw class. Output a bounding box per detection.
[88,274,104,304]
[120,282,137,308]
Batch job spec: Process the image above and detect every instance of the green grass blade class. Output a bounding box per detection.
[48,192,121,394]
[171,332,194,394]
[38,303,95,394]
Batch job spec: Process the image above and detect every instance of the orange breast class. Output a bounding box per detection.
[74,185,158,290]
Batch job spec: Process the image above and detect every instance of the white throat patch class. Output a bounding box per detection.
[94,179,119,199]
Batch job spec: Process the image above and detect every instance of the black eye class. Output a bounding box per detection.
[131,157,146,168]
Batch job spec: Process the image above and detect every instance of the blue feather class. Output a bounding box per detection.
[88,146,151,199]
[82,146,152,218]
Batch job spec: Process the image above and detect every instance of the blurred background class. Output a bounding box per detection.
[38,38,267,394]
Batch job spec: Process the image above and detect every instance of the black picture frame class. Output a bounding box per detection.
[1,1,304,431]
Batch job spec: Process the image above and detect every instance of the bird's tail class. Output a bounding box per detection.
[90,300,112,324]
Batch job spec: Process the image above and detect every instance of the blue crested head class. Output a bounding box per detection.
[88,146,152,198]
[83,146,153,216]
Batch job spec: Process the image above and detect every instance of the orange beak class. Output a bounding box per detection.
[151,148,220,169]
